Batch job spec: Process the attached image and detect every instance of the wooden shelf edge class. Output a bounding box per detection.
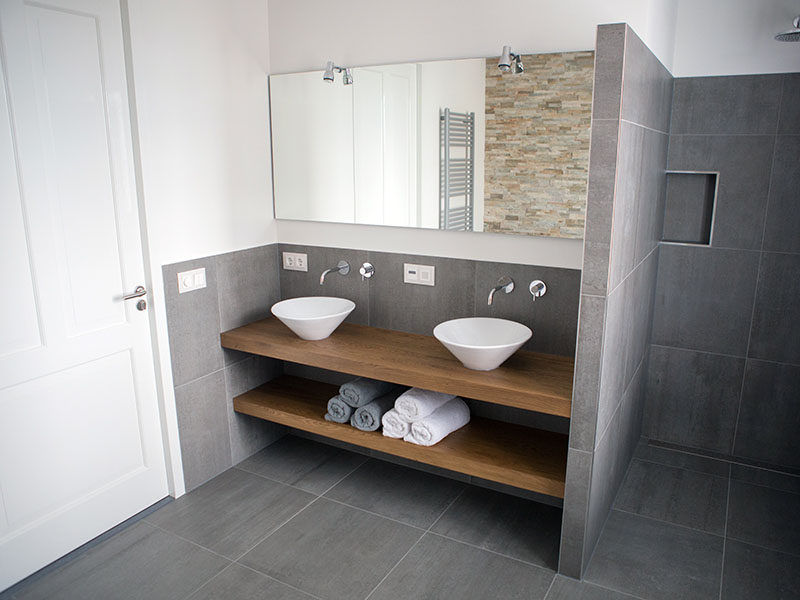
[220,318,574,418]
[234,376,568,499]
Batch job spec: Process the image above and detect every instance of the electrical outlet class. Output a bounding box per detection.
[282,252,308,272]
[403,263,435,286]
[177,268,206,293]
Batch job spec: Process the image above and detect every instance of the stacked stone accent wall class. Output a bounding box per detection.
[484,51,594,238]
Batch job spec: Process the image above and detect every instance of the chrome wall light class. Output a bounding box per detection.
[323,60,354,84]
[498,45,524,74]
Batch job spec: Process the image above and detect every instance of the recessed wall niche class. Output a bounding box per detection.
[662,171,718,245]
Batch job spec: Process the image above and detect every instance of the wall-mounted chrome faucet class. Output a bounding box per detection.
[488,276,514,306]
[320,260,350,285]
[359,262,375,280]
[529,280,547,301]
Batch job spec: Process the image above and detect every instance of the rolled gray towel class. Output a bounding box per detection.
[350,390,403,432]
[324,395,354,423]
[339,377,396,408]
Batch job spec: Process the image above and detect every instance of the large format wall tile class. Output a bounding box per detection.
[215,245,279,332]
[778,74,800,133]
[734,360,800,470]
[368,251,475,336]
[749,252,800,364]
[163,258,223,387]
[763,135,800,254]
[174,370,232,491]
[634,130,668,264]
[559,449,592,578]
[667,134,774,250]
[620,28,673,133]
[651,245,759,355]
[645,346,744,454]
[591,24,626,120]
[569,295,605,452]
[278,244,370,325]
[473,261,580,356]
[670,75,783,135]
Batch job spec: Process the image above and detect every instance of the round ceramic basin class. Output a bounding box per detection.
[433,317,532,371]
[271,296,355,341]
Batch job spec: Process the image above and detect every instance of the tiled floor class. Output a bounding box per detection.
[3,436,799,599]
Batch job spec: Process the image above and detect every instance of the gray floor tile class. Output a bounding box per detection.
[369,534,554,600]
[546,575,640,600]
[727,480,800,556]
[146,468,314,559]
[729,464,800,495]
[430,486,561,569]
[720,540,800,600]
[324,459,465,528]
[240,498,420,600]
[614,459,728,535]
[236,435,368,494]
[584,510,723,600]
[188,563,314,600]
[13,522,228,600]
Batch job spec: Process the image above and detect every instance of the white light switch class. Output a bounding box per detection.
[178,267,206,293]
[282,252,308,272]
[403,263,435,286]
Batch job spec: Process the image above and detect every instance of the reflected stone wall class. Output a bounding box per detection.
[484,51,594,238]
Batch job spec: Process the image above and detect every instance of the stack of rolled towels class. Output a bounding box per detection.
[324,377,404,432]
[382,388,471,446]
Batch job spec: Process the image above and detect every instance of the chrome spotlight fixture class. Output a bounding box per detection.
[775,15,800,42]
[498,45,524,74]
[322,61,354,84]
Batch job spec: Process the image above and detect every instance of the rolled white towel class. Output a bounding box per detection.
[394,388,455,422]
[404,398,470,446]
[381,408,410,438]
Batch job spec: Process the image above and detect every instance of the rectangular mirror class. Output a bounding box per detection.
[269,51,594,239]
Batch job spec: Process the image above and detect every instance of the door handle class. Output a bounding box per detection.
[122,285,147,300]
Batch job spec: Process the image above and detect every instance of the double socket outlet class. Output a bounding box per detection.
[282,252,308,272]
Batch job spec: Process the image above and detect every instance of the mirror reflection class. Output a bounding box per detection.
[269,51,594,239]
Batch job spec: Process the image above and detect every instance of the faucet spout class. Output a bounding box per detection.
[487,276,514,306]
[319,260,350,285]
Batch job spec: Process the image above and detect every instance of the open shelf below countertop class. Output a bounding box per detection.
[234,376,568,498]
[221,317,574,418]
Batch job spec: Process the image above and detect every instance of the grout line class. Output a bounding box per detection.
[362,535,425,600]
[230,495,323,563]
[144,521,233,563]
[619,117,670,136]
[234,562,326,600]
[320,497,428,533]
[718,463,732,600]
[609,507,725,539]
[669,132,779,137]
[178,562,235,600]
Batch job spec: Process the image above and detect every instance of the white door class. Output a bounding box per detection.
[0,0,168,589]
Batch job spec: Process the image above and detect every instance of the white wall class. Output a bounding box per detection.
[673,0,800,77]
[124,0,275,495]
[266,0,681,269]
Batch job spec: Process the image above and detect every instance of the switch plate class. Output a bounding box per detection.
[282,252,308,272]
[177,267,206,293]
[403,263,435,286]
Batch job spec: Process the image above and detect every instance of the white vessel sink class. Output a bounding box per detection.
[271,296,355,341]
[433,317,532,371]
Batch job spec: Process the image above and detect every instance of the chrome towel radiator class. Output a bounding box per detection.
[439,108,475,231]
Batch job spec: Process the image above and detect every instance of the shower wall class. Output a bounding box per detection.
[645,73,800,472]
[560,24,672,578]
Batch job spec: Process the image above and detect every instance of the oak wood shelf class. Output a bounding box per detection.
[221,317,574,418]
[234,376,568,498]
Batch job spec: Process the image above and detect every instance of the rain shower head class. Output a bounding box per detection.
[775,16,800,41]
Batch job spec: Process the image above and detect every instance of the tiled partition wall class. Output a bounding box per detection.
[164,244,582,491]
[559,24,672,578]
[645,73,800,472]
[163,247,285,491]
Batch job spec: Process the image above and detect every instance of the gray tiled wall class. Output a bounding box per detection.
[560,23,672,578]
[645,73,800,472]
[163,246,285,492]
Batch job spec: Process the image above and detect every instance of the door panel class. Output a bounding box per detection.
[0,0,168,589]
